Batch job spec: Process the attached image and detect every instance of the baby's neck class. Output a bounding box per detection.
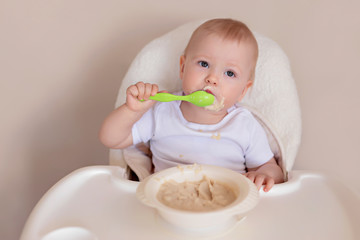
[180,102,227,124]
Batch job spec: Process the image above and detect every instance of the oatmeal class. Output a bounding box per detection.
[157,176,236,211]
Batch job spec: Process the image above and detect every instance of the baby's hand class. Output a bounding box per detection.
[126,82,159,112]
[245,171,275,192]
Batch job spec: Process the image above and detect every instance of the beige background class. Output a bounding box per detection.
[1,0,359,239]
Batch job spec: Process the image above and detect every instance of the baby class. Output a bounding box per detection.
[99,19,284,191]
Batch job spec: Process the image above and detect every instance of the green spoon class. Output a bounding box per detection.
[140,91,215,107]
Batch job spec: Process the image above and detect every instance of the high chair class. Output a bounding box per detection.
[21,20,360,240]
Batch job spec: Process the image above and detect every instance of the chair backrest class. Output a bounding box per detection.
[110,20,301,179]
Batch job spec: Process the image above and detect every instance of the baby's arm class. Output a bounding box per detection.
[245,158,284,192]
[99,82,158,149]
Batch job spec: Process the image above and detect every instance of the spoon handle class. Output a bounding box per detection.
[148,93,186,102]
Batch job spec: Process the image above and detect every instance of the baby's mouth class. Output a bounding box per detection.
[204,88,214,95]
[203,86,215,97]
[202,86,225,111]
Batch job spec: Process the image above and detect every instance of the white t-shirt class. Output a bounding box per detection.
[132,101,273,173]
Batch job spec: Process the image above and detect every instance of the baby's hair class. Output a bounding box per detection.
[184,18,258,81]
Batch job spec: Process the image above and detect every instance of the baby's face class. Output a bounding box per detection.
[180,33,255,112]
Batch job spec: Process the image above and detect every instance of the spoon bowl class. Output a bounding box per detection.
[186,91,215,107]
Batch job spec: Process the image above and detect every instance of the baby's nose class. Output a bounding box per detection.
[205,73,219,85]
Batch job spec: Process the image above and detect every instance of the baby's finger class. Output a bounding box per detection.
[127,85,140,98]
[263,178,275,192]
[143,83,153,100]
[135,82,146,100]
[254,175,265,190]
[150,84,159,96]
[245,172,255,183]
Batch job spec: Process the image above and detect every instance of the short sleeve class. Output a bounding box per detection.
[244,118,274,169]
[131,107,155,145]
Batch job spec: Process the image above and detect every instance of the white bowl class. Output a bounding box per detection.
[136,164,259,235]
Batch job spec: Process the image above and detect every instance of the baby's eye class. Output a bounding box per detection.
[225,71,235,77]
[198,61,209,68]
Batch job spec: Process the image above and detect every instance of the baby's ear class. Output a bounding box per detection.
[238,80,253,102]
[179,55,186,79]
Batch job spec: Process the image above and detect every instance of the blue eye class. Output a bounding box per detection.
[198,61,209,68]
[226,71,235,77]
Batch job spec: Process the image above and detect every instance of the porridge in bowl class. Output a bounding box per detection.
[157,176,237,211]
